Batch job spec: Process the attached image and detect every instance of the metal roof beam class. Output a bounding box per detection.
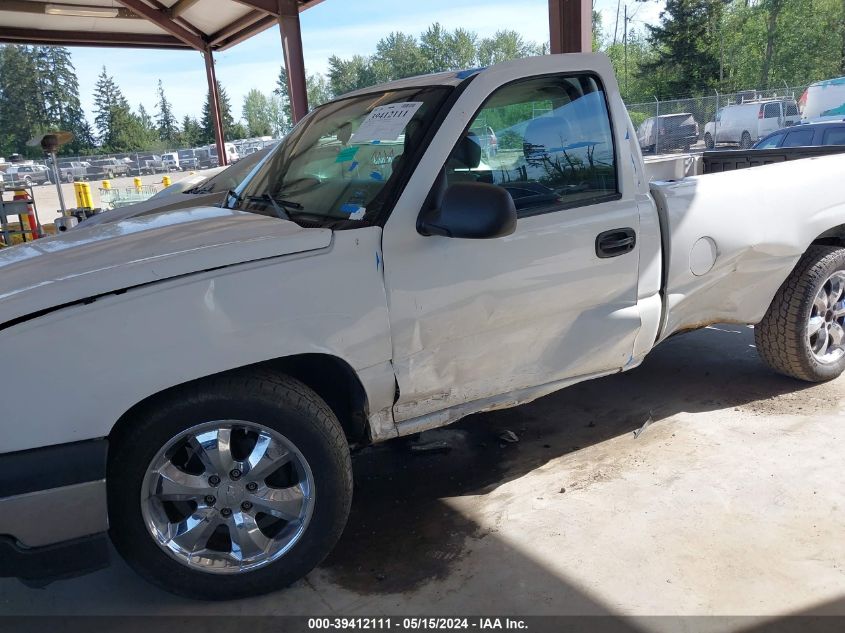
[168,0,201,17]
[0,26,190,48]
[115,0,206,50]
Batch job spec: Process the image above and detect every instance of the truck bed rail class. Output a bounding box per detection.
[703,145,845,173]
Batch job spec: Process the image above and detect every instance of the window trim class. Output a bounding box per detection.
[437,70,621,220]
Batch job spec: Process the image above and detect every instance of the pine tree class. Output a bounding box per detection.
[93,66,130,149]
[0,45,45,158]
[155,79,179,144]
[638,0,722,97]
[32,46,91,154]
[200,81,236,143]
[180,115,202,147]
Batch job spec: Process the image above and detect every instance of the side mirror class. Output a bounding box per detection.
[418,182,517,239]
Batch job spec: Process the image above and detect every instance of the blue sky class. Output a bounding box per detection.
[68,0,664,123]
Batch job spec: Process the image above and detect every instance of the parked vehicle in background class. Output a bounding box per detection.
[206,142,240,164]
[193,148,218,169]
[86,158,130,180]
[177,149,199,171]
[799,77,845,121]
[638,113,700,153]
[160,152,180,171]
[57,161,89,182]
[4,164,51,186]
[137,154,167,174]
[753,120,845,149]
[704,98,800,148]
[469,123,498,158]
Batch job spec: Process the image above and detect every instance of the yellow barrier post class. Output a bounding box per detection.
[101,179,111,190]
[73,182,84,208]
[80,182,93,209]
[162,175,172,188]
[134,177,142,193]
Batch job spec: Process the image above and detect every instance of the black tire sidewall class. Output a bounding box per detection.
[108,378,352,600]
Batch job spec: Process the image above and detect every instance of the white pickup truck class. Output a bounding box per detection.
[3,54,845,599]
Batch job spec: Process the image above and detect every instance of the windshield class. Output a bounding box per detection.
[238,86,452,225]
[188,145,273,194]
[178,150,193,158]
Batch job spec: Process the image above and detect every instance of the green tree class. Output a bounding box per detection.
[420,23,451,73]
[180,115,203,147]
[33,46,92,155]
[326,54,377,96]
[155,79,179,144]
[477,30,532,66]
[637,0,722,97]
[93,66,145,151]
[371,32,426,81]
[444,28,479,69]
[0,45,45,158]
[242,88,273,136]
[200,81,237,142]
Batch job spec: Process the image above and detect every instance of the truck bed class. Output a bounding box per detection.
[703,145,845,173]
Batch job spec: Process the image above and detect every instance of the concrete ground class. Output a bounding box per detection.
[15,170,206,229]
[2,324,845,628]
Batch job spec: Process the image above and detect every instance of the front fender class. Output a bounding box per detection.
[0,228,393,453]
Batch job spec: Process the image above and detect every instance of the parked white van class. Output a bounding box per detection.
[704,98,800,148]
[800,77,845,122]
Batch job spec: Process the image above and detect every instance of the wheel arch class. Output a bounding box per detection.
[811,224,845,248]
[110,353,371,450]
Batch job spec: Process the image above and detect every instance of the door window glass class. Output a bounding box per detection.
[782,129,814,147]
[822,127,845,145]
[763,103,780,119]
[755,133,785,149]
[444,74,617,217]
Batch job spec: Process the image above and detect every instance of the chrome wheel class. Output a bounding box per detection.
[808,271,845,363]
[141,420,315,574]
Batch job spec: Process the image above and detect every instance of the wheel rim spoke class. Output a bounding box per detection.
[828,274,845,306]
[830,323,845,351]
[250,485,306,522]
[229,511,272,561]
[167,508,220,552]
[189,428,235,474]
[808,315,825,337]
[154,462,212,501]
[243,434,291,482]
[814,290,829,314]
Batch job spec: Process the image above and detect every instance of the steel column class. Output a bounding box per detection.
[548,0,591,54]
[277,0,308,123]
[203,49,227,166]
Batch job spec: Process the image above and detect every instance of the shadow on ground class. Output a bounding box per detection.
[322,325,819,594]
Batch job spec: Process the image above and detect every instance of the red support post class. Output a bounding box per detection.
[277,0,308,124]
[548,0,592,54]
[204,48,227,166]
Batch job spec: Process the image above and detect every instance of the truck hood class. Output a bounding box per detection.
[0,206,331,325]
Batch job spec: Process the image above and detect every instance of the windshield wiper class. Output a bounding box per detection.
[242,193,303,221]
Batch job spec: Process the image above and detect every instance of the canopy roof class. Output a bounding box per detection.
[0,0,322,51]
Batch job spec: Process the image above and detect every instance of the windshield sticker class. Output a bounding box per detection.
[350,102,424,143]
[335,146,359,163]
[369,171,383,181]
[340,203,366,220]
[348,161,359,172]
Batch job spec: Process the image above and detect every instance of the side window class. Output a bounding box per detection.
[785,102,799,117]
[756,133,785,149]
[782,129,814,147]
[445,74,617,217]
[822,127,845,145]
[763,103,780,119]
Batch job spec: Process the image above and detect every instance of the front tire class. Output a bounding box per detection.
[704,133,714,149]
[755,245,845,382]
[108,372,353,600]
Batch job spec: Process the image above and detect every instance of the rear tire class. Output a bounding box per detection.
[704,133,714,149]
[740,131,753,149]
[755,245,845,382]
[108,372,353,600]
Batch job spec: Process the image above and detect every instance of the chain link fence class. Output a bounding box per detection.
[625,84,811,155]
